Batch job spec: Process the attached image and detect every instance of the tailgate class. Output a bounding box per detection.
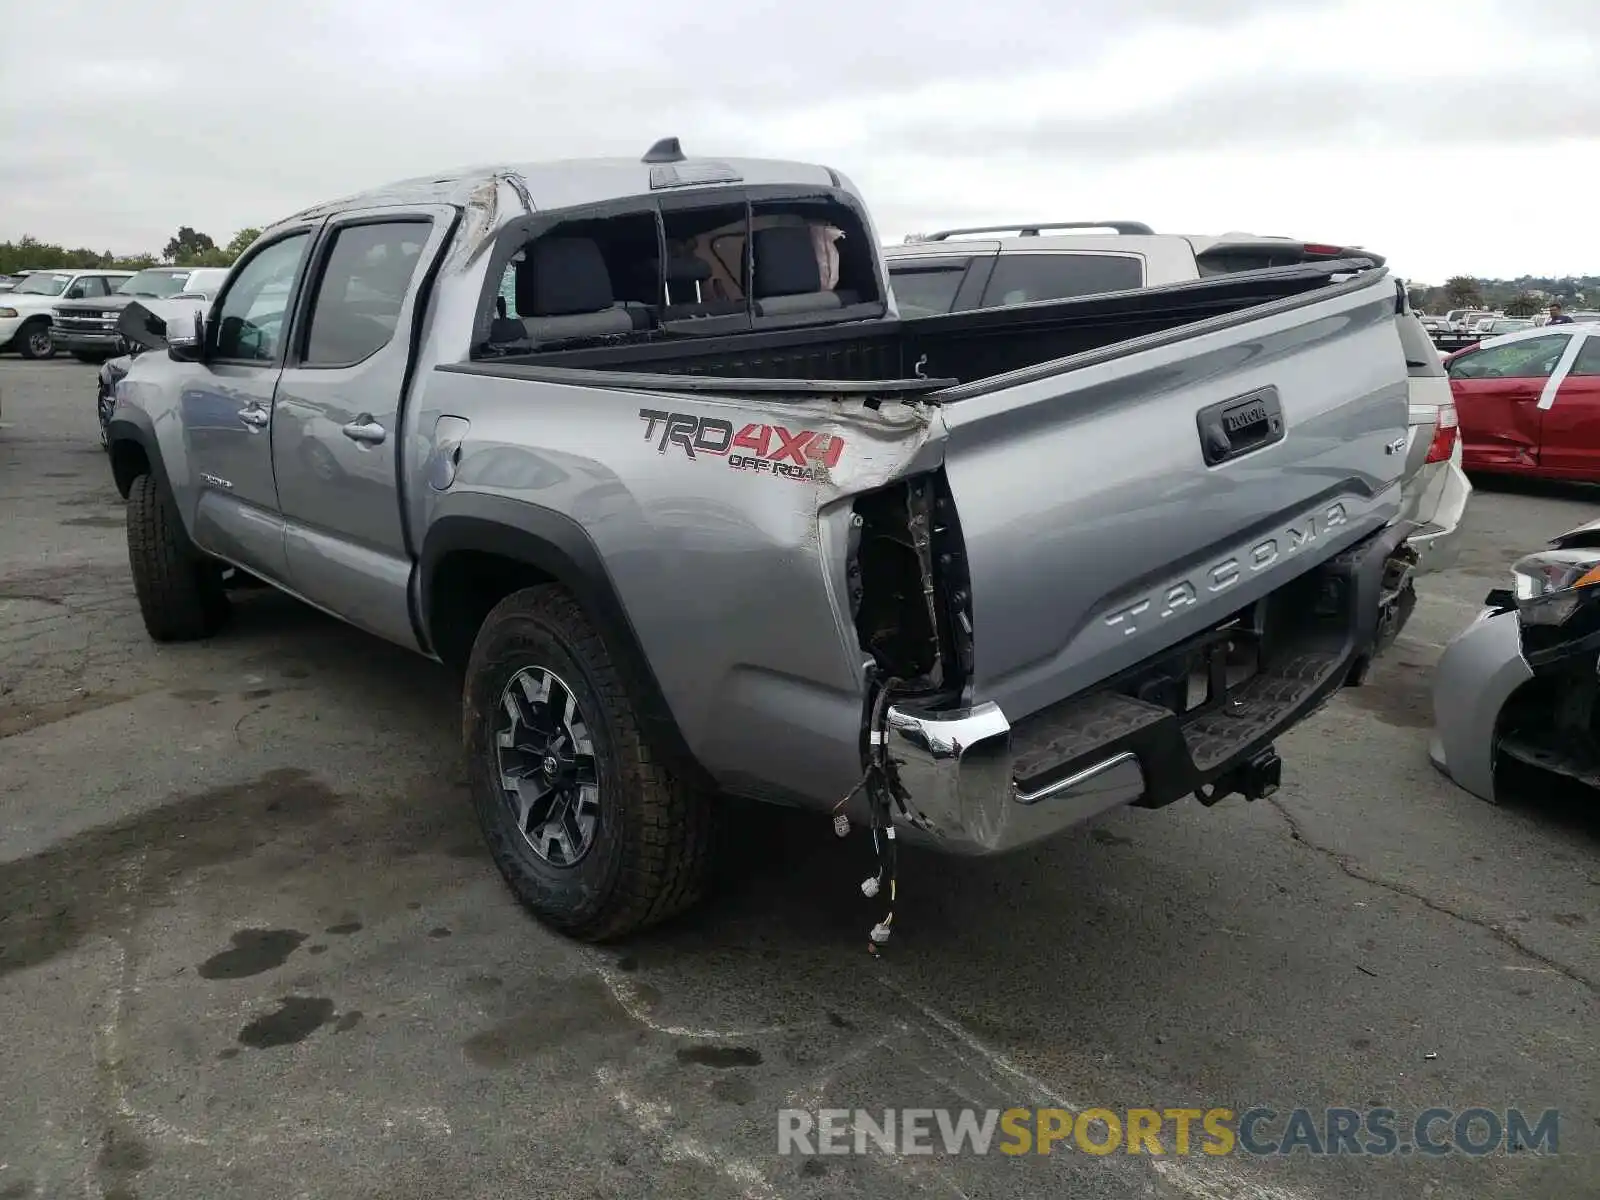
[932,269,1409,722]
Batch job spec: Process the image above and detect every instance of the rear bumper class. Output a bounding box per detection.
[886,522,1417,854]
[1406,455,1472,574]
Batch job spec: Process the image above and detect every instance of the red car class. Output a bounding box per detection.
[1445,323,1600,480]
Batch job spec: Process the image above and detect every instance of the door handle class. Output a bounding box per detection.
[237,406,269,429]
[341,417,387,446]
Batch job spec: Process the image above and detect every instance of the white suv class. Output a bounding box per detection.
[885,221,1383,316]
[887,222,1468,572]
[0,267,134,359]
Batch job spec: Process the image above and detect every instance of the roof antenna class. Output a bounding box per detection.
[642,137,686,164]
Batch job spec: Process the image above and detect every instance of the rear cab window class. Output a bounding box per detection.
[978,252,1143,308]
[477,185,885,358]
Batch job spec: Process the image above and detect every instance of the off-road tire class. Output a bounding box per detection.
[126,474,229,641]
[463,585,714,941]
[18,319,54,360]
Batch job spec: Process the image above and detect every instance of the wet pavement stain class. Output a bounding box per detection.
[241,688,274,701]
[0,769,340,979]
[428,926,452,938]
[217,1047,241,1060]
[463,976,633,1068]
[1339,660,1433,729]
[96,1126,152,1198]
[709,1076,757,1105]
[461,974,503,996]
[1090,827,1135,848]
[308,944,328,956]
[0,691,136,739]
[324,922,362,935]
[676,1045,762,1069]
[170,688,219,702]
[237,996,337,1049]
[335,1011,364,1033]
[197,929,308,980]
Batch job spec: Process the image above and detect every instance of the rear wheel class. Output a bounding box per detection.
[463,585,714,941]
[18,320,54,360]
[126,474,229,641]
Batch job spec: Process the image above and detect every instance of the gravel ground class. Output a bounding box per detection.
[0,357,1594,1200]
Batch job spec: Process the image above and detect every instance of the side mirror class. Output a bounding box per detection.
[116,301,169,353]
[66,285,85,299]
[165,307,208,363]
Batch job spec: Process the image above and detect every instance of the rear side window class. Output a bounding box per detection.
[1570,336,1600,377]
[303,220,430,367]
[889,260,970,317]
[980,253,1142,307]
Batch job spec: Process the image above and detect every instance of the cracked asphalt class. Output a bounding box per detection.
[1,358,1595,1200]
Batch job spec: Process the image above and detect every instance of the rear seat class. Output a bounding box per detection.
[517,237,652,343]
[751,226,856,317]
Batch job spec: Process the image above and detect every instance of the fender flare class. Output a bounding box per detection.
[105,408,172,500]
[419,493,713,790]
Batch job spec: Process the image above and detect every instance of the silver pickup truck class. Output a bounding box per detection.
[106,140,1418,942]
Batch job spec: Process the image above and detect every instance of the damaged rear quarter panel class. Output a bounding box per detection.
[413,366,942,806]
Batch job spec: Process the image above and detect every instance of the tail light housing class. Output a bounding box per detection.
[1426,402,1458,464]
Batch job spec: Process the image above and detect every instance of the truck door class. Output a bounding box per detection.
[1529,329,1600,479]
[270,206,455,649]
[183,229,315,584]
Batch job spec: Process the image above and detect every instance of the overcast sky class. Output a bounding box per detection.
[3,0,1595,284]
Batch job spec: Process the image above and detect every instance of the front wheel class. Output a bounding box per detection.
[18,321,54,360]
[463,586,714,941]
[126,474,229,641]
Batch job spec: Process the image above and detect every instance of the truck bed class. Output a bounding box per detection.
[463,258,1372,394]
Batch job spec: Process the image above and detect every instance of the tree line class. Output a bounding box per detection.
[0,226,262,276]
[1408,275,1597,316]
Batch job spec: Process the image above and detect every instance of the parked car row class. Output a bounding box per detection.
[0,264,231,362]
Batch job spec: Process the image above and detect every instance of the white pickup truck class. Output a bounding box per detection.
[0,267,134,359]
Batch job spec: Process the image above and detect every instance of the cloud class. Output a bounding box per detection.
[0,0,1594,281]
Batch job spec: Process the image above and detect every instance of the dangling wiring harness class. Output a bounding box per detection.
[832,678,908,955]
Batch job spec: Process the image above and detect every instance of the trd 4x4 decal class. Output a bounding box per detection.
[639,408,845,482]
